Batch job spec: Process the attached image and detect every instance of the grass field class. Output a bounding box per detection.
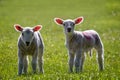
[0,0,120,79]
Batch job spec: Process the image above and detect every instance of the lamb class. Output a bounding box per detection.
[54,17,104,73]
[14,24,44,75]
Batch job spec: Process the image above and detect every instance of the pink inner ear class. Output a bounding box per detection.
[75,17,83,24]
[55,18,63,24]
[15,25,23,31]
[33,25,41,31]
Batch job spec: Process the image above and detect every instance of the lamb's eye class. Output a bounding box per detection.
[63,23,66,26]
[71,23,75,26]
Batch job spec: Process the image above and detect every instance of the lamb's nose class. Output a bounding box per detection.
[67,28,71,32]
[26,42,30,46]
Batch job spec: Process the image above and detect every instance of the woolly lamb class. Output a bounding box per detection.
[54,17,104,73]
[14,24,44,75]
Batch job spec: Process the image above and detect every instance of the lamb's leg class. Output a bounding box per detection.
[18,50,23,75]
[95,41,104,71]
[75,50,83,73]
[32,52,37,73]
[96,48,104,71]
[80,52,85,71]
[23,56,28,74]
[38,48,44,74]
[68,52,75,73]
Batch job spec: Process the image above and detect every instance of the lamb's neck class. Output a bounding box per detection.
[65,32,76,42]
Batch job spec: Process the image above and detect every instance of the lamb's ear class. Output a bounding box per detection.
[14,24,23,32]
[54,18,64,25]
[74,17,84,25]
[33,25,42,32]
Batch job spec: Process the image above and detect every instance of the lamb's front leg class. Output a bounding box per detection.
[80,52,85,71]
[32,52,37,73]
[68,51,75,73]
[23,56,28,74]
[75,50,84,73]
[18,50,24,75]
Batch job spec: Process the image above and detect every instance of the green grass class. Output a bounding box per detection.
[0,0,120,79]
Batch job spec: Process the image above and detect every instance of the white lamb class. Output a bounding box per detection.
[54,17,104,73]
[14,24,44,75]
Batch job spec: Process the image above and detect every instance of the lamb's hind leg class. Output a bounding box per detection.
[95,43,104,71]
[38,53,44,73]
[38,47,44,74]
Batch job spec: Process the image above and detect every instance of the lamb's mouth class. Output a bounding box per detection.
[67,28,71,32]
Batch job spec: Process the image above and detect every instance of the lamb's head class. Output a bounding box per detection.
[14,24,42,46]
[54,17,84,34]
